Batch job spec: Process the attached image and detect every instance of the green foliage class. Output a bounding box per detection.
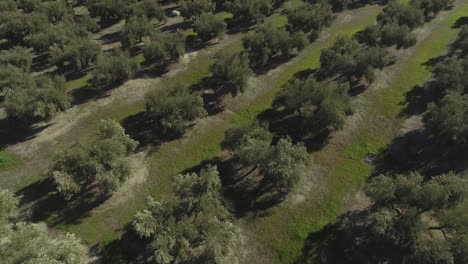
[323,172,467,263]
[360,22,417,48]
[3,75,71,123]
[39,0,71,23]
[410,0,454,18]
[224,123,309,193]
[129,0,165,21]
[91,49,140,88]
[211,51,251,96]
[431,58,468,95]
[49,38,101,71]
[1,11,49,45]
[287,1,333,34]
[25,19,90,52]
[0,46,32,72]
[74,14,101,33]
[424,91,468,144]
[143,31,186,65]
[378,0,424,29]
[193,12,226,42]
[260,138,309,191]
[178,0,215,20]
[132,166,238,263]
[0,222,89,264]
[274,77,352,136]
[225,0,272,24]
[0,0,17,12]
[87,0,136,21]
[50,120,137,200]
[0,64,34,95]
[243,24,308,68]
[121,15,154,48]
[224,122,273,166]
[0,189,89,263]
[320,35,391,83]
[145,84,207,136]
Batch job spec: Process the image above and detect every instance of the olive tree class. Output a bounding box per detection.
[225,0,273,24]
[132,166,238,263]
[0,189,90,264]
[91,49,140,88]
[50,119,137,200]
[3,75,71,123]
[424,91,468,144]
[178,0,215,20]
[86,0,135,21]
[142,31,186,65]
[410,0,454,19]
[0,64,34,96]
[320,172,468,263]
[243,24,308,68]
[287,1,333,34]
[320,35,391,83]
[121,15,154,49]
[0,46,33,72]
[193,12,226,42]
[49,38,100,72]
[224,123,309,194]
[129,0,165,21]
[210,51,251,96]
[273,77,353,137]
[145,84,207,136]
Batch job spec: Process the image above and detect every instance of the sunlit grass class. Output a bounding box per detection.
[0,151,18,171]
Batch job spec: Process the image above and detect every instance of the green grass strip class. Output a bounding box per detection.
[0,151,18,171]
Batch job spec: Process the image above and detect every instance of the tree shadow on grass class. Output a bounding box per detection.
[252,54,299,75]
[16,177,111,226]
[294,223,339,264]
[374,129,468,178]
[189,76,231,116]
[452,16,468,28]
[257,108,332,152]
[122,111,182,153]
[178,157,288,216]
[0,117,51,148]
[397,84,432,118]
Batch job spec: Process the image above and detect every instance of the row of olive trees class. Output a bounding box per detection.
[423,26,468,144]
[0,0,101,123]
[359,0,453,48]
[141,0,338,139]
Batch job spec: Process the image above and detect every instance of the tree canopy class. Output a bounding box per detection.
[50,119,137,200]
[321,172,468,263]
[243,24,308,68]
[145,84,207,136]
[132,166,238,263]
[210,51,252,96]
[224,123,309,193]
[0,189,90,264]
[273,77,353,137]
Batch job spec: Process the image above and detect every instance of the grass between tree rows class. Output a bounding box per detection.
[58,4,382,247]
[245,4,468,263]
[0,151,18,171]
